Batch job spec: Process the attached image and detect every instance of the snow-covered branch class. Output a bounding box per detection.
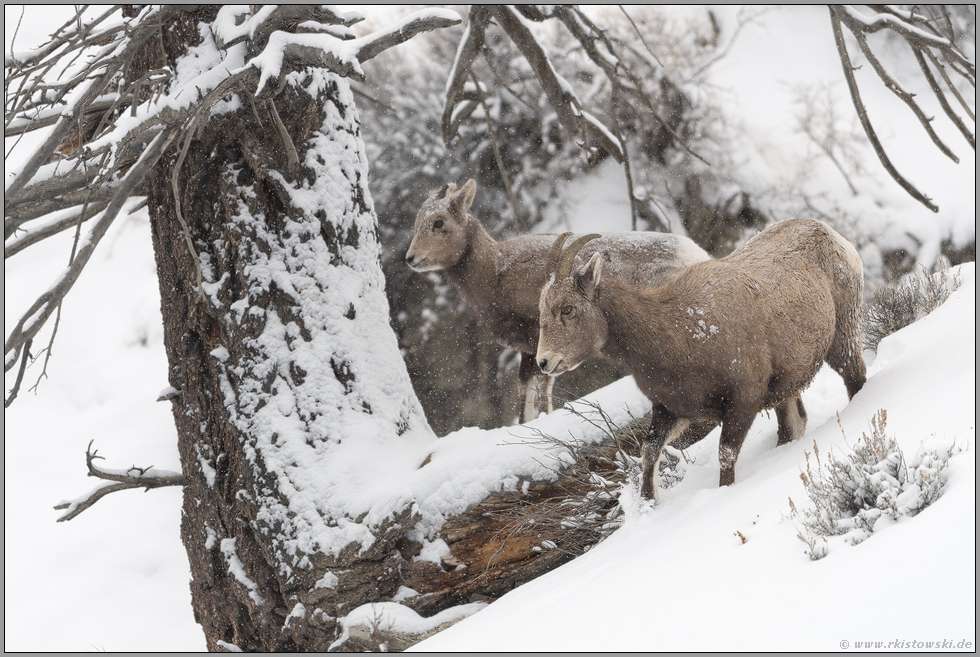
[54,440,187,522]
[829,5,975,213]
[442,6,492,145]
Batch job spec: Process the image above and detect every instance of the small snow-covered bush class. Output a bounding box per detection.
[864,261,961,351]
[789,410,956,560]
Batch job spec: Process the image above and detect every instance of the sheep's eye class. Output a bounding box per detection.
[560,305,573,315]
[433,220,444,229]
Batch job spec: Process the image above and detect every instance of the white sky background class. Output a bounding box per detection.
[4,5,975,651]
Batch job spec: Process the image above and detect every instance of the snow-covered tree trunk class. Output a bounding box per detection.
[140,9,433,651]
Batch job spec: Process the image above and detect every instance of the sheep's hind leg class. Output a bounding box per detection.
[826,344,867,400]
[718,406,756,487]
[826,277,867,400]
[641,405,690,502]
[775,395,808,446]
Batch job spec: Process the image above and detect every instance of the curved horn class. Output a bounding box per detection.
[546,232,574,278]
[556,233,601,279]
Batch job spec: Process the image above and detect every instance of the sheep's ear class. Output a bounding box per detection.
[448,179,477,219]
[428,184,449,201]
[576,252,603,299]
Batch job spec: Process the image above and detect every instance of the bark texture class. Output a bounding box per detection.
[142,8,417,650]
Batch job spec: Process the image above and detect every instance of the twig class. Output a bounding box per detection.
[474,76,526,233]
[618,5,664,68]
[350,85,397,113]
[481,56,537,110]
[28,181,103,395]
[691,7,768,79]
[4,5,183,200]
[54,440,187,522]
[554,6,707,166]
[611,84,638,231]
[916,49,975,148]
[170,116,207,304]
[4,202,108,258]
[265,97,301,173]
[4,339,31,408]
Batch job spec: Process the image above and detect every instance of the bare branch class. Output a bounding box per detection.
[5,97,121,138]
[925,49,975,122]
[834,7,960,163]
[5,203,108,258]
[829,8,939,213]
[54,440,187,522]
[241,5,356,55]
[5,170,116,240]
[5,3,466,397]
[480,55,538,111]
[5,5,123,73]
[244,9,461,97]
[838,5,974,76]
[691,7,769,79]
[170,116,206,304]
[915,49,976,148]
[350,85,397,113]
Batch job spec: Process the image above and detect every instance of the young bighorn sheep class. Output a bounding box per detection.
[536,219,867,500]
[405,179,710,423]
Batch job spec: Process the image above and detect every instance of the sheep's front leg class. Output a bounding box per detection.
[518,352,538,423]
[537,374,555,416]
[641,405,690,502]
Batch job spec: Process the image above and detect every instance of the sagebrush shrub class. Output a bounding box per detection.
[864,261,961,351]
[789,409,956,560]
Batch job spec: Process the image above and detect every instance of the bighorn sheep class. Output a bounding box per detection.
[405,179,710,423]
[536,219,867,500]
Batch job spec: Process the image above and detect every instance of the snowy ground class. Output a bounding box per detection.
[4,5,975,652]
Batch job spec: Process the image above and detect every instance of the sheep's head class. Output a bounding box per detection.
[536,233,607,376]
[405,179,476,271]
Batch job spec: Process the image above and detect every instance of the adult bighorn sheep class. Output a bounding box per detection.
[537,218,867,500]
[405,179,710,423]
